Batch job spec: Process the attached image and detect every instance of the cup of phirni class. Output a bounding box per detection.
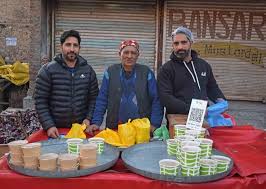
[174,135,195,161]
[211,155,231,173]
[174,124,187,137]
[79,143,97,169]
[185,129,202,139]
[197,138,213,158]
[67,138,83,155]
[21,142,41,157]
[166,139,178,156]
[8,140,28,166]
[8,140,28,154]
[39,153,59,171]
[159,159,180,176]
[88,137,105,154]
[58,153,79,171]
[180,146,201,167]
[199,158,217,175]
[181,165,200,176]
[23,155,39,170]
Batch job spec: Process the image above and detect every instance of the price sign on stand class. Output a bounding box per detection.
[186,99,208,130]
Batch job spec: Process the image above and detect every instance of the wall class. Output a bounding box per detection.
[0,0,42,109]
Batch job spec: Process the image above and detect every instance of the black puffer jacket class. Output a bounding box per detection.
[158,50,225,114]
[34,54,99,130]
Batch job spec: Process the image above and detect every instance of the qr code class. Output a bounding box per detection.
[190,108,204,122]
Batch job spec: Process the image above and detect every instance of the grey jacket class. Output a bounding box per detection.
[34,54,99,130]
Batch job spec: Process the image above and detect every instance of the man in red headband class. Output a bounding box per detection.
[86,40,163,134]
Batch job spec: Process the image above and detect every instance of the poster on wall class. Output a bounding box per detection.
[6,37,17,46]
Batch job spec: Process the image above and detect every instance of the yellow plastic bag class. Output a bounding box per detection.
[95,128,123,147]
[118,120,136,147]
[131,118,150,144]
[65,123,87,139]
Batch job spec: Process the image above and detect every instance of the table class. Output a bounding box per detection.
[0,126,266,189]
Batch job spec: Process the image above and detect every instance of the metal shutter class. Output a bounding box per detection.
[54,0,157,82]
[164,0,266,101]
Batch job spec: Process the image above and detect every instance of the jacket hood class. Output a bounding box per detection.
[170,49,198,63]
[54,54,87,67]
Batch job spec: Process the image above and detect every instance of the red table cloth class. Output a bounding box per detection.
[0,126,265,189]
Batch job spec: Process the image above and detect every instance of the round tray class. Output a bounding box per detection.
[121,141,234,183]
[7,138,120,178]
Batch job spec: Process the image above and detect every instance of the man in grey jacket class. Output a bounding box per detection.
[34,30,99,138]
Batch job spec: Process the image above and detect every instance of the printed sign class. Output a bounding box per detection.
[6,37,17,46]
[186,99,208,130]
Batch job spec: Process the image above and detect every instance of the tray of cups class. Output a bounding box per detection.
[7,138,119,178]
[121,141,234,183]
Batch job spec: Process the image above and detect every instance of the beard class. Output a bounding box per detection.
[173,49,190,60]
[64,52,78,62]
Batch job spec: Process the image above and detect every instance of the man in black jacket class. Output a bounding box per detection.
[158,26,225,117]
[34,30,99,138]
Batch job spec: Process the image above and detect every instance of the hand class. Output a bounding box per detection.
[85,124,99,135]
[47,126,59,138]
[82,119,90,127]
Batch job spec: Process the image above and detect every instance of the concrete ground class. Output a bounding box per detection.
[227,100,266,130]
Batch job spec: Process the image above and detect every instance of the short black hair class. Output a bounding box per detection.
[60,30,81,45]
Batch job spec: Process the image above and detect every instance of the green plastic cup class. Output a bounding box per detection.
[175,135,195,161]
[166,139,178,156]
[185,129,202,139]
[88,137,105,154]
[199,158,217,175]
[211,155,231,173]
[181,165,200,176]
[180,146,201,167]
[197,138,213,158]
[199,128,206,138]
[66,138,83,155]
[159,159,180,176]
[174,124,187,137]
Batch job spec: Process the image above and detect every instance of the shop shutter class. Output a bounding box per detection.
[164,0,266,101]
[54,0,157,82]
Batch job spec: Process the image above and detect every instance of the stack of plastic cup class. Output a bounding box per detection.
[180,146,201,167]
[79,143,97,169]
[181,165,200,176]
[175,135,195,161]
[58,153,79,171]
[67,138,84,155]
[21,142,41,169]
[199,158,217,175]
[8,140,28,166]
[211,155,231,173]
[174,124,186,137]
[39,153,58,171]
[197,138,213,158]
[180,146,201,176]
[159,159,180,176]
[88,137,105,154]
[166,139,178,156]
[185,129,202,139]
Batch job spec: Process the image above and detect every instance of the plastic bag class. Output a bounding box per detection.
[131,118,150,144]
[153,125,170,140]
[118,120,136,146]
[95,128,123,146]
[207,100,229,116]
[65,123,87,139]
[206,100,233,127]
